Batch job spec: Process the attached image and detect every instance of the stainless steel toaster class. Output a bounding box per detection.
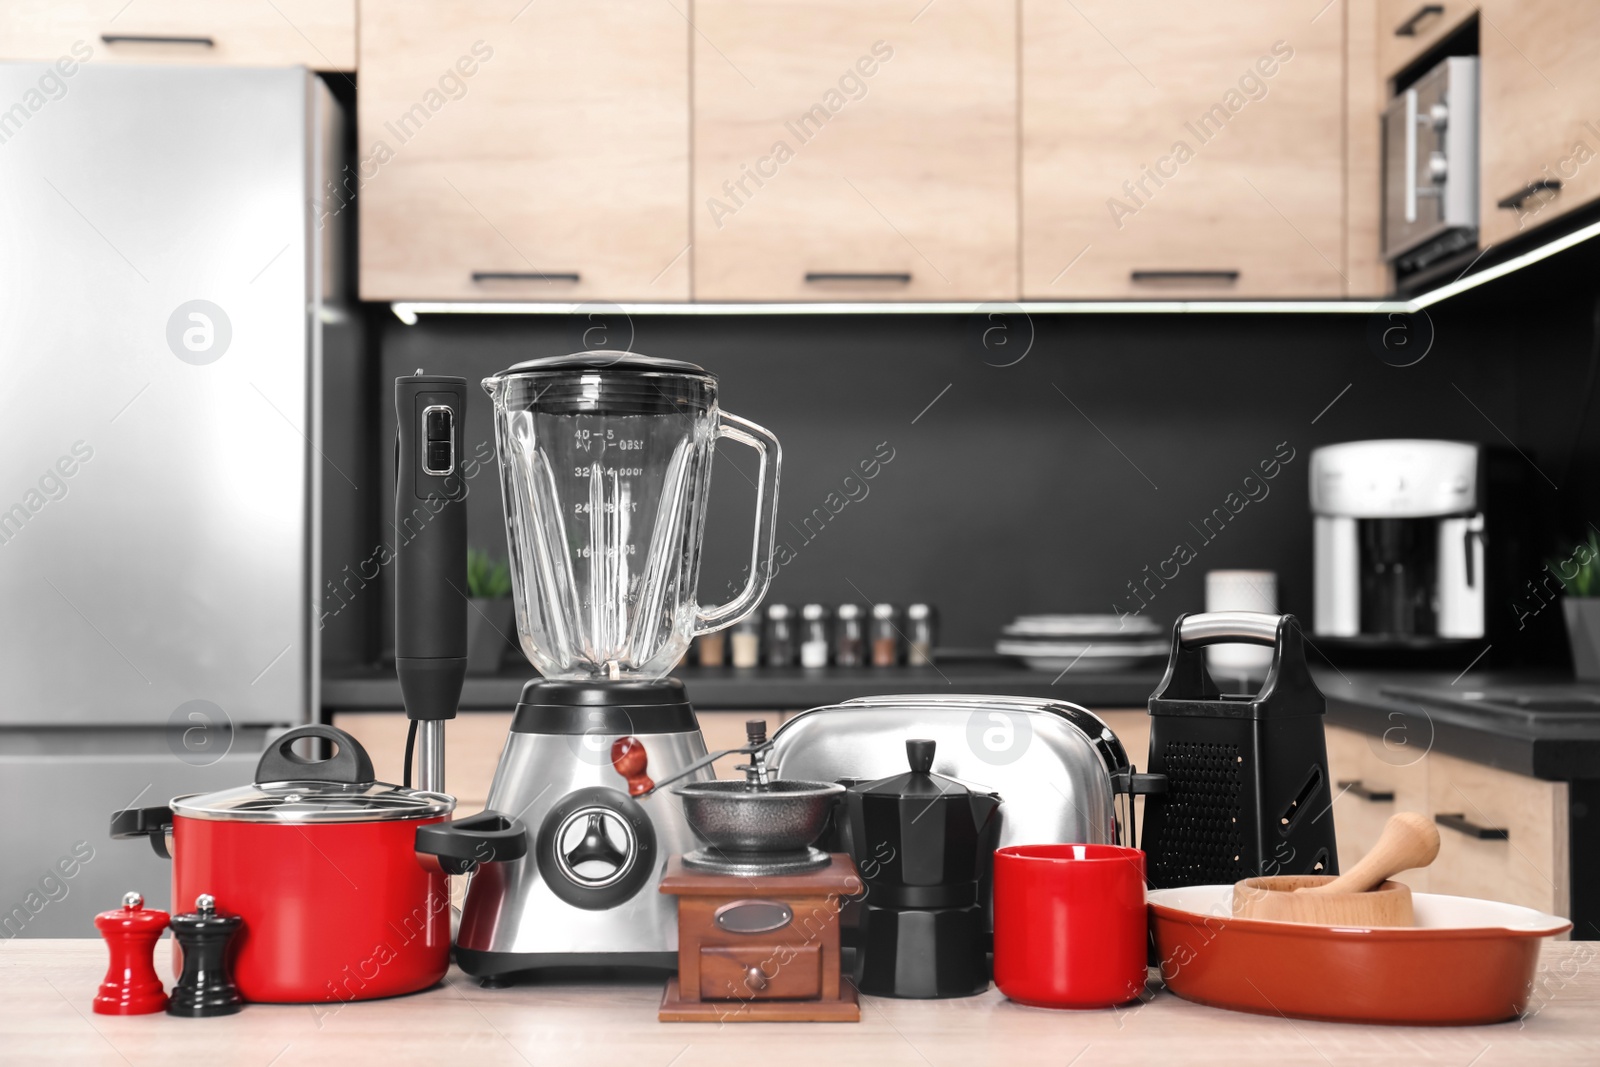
[769,693,1144,850]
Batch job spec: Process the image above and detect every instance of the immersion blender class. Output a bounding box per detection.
[395,373,469,792]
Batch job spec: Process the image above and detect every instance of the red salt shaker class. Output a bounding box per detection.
[94,891,170,1015]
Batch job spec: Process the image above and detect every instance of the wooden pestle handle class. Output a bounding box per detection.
[1301,812,1440,895]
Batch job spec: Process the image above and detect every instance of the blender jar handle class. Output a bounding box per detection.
[695,411,782,636]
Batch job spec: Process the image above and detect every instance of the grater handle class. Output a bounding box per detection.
[1178,611,1283,648]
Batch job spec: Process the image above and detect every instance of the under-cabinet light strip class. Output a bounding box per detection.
[389,217,1600,324]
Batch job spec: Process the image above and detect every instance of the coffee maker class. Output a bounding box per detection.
[455,353,781,982]
[1311,440,1508,649]
[842,739,1001,999]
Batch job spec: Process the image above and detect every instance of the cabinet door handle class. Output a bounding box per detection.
[804,272,912,284]
[1337,779,1395,802]
[1435,812,1510,840]
[471,271,581,283]
[1496,180,1562,210]
[1130,270,1239,283]
[1394,4,1445,36]
[101,34,215,46]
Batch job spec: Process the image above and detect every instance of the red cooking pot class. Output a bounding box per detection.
[111,725,525,1004]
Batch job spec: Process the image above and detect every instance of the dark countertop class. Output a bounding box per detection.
[322,662,1600,783]
[322,662,1165,714]
[1315,668,1600,781]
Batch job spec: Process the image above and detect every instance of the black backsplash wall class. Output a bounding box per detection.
[328,236,1600,666]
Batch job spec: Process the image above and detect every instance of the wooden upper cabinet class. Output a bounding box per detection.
[1478,1,1600,247]
[1022,0,1346,299]
[692,0,1017,302]
[0,0,354,69]
[1377,0,1476,79]
[358,1,690,302]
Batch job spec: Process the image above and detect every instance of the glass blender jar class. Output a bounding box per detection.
[482,352,781,681]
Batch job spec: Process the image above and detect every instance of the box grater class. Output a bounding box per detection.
[1140,611,1339,889]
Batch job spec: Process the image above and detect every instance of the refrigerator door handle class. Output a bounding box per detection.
[110,805,175,860]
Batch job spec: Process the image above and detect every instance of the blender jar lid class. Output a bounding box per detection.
[487,351,712,378]
[483,351,715,416]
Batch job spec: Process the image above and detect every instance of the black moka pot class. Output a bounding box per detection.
[842,739,1002,998]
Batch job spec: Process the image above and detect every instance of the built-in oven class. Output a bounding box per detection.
[1382,56,1479,271]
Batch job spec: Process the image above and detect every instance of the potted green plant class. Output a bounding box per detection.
[1552,531,1600,681]
[466,548,516,675]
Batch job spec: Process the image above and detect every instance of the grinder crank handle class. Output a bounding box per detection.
[612,720,774,797]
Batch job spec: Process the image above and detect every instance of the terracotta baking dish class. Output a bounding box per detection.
[1148,885,1571,1025]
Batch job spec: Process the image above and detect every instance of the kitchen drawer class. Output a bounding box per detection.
[1378,0,1477,80]
[700,943,821,1000]
[1022,0,1346,298]
[1323,724,1431,890]
[358,0,689,301]
[1479,0,1600,244]
[692,0,1016,301]
[1427,750,1568,916]
[0,0,355,70]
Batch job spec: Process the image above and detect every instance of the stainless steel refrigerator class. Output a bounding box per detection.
[0,63,344,936]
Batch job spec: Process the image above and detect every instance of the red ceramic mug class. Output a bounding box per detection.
[993,844,1148,1009]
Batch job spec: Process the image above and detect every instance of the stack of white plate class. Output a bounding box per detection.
[996,614,1169,672]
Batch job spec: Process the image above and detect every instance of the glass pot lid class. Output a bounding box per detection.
[169,725,455,824]
[171,781,454,824]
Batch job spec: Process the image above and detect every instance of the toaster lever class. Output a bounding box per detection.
[1111,769,1167,796]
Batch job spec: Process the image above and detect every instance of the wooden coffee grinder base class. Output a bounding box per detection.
[658,853,862,1023]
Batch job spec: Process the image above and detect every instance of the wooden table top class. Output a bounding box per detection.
[4,939,1598,1066]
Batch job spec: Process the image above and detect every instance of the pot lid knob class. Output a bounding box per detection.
[121,891,143,910]
[906,738,936,774]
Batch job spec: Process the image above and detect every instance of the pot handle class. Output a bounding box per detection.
[110,805,174,860]
[415,810,528,876]
[256,725,375,785]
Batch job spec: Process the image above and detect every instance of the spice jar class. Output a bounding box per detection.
[870,603,900,667]
[730,617,761,668]
[835,604,866,668]
[764,603,796,667]
[906,603,937,667]
[696,631,727,668]
[800,603,831,668]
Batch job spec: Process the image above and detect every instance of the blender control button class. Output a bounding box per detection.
[426,441,453,473]
[425,407,453,441]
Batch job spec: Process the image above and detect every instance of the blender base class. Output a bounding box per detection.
[455,678,713,971]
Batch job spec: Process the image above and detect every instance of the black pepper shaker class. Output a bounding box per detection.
[167,893,243,1017]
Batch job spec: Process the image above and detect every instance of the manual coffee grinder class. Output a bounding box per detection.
[455,353,782,982]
